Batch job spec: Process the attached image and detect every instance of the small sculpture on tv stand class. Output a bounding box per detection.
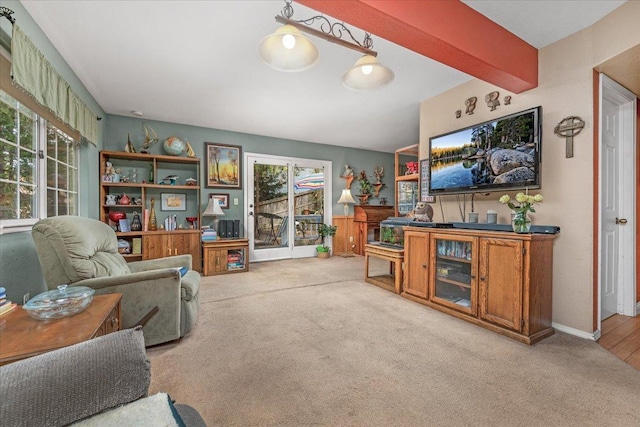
[406,202,433,222]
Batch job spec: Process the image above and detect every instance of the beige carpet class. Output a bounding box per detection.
[147,257,640,426]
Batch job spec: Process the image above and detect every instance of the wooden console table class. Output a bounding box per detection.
[202,238,249,276]
[364,243,404,294]
[0,293,122,365]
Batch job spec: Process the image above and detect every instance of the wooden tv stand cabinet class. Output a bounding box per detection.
[402,226,557,345]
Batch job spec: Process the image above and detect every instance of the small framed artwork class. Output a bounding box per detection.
[161,193,187,211]
[420,159,435,203]
[118,219,131,233]
[209,193,229,209]
[206,142,242,189]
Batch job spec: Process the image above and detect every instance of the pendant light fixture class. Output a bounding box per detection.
[259,0,394,90]
[259,24,318,72]
[343,54,394,91]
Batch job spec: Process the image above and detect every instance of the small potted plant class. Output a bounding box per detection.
[316,223,338,258]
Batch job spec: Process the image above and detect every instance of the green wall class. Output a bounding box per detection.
[104,114,396,230]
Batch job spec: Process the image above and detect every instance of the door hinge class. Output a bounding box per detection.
[38,149,44,159]
[521,319,525,328]
[522,247,526,255]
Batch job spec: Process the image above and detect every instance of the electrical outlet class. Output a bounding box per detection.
[23,293,30,305]
[349,236,353,242]
[233,198,239,206]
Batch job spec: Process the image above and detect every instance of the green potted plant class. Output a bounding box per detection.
[358,170,373,205]
[316,223,338,258]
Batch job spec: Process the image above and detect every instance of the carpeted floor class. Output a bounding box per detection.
[147,257,640,426]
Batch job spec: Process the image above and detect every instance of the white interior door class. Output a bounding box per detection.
[599,74,637,321]
[246,153,332,262]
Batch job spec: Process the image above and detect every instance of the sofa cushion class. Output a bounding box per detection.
[0,327,150,427]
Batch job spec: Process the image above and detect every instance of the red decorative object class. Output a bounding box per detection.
[108,211,126,223]
[405,161,419,175]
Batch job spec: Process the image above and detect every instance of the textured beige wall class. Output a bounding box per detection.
[419,1,640,333]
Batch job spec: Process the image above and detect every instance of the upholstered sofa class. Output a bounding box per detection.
[0,328,206,427]
[31,216,200,346]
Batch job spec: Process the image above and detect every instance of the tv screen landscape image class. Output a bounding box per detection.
[428,106,541,195]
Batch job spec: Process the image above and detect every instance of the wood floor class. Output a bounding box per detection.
[599,314,640,370]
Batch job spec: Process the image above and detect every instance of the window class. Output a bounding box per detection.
[0,90,79,230]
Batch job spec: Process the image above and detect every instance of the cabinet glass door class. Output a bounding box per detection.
[430,234,477,315]
[397,181,418,215]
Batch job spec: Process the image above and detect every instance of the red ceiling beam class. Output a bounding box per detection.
[296,0,538,93]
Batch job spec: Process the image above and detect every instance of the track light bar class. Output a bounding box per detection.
[273,15,378,58]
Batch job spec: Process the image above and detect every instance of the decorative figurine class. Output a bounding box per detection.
[485,91,500,111]
[407,202,433,222]
[344,165,354,176]
[125,134,136,153]
[130,211,142,231]
[148,198,158,231]
[373,166,384,184]
[185,140,196,158]
[465,96,477,115]
[139,123,158,153]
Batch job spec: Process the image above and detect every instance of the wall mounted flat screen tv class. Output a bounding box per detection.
[428,106,541,195]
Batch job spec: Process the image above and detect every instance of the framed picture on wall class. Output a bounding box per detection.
[205,142,242,189]
[209,193,229,209]
[161,193,187,211]
[420,159,435,203]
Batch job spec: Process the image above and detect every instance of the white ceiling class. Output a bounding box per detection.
[21,0,626,153]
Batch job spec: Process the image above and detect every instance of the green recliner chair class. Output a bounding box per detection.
[31,216,200,347]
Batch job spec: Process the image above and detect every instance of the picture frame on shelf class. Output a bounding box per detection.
[209,193,229,209]
[161,193,187,211]
[205,142,242,189]
[118,219,131,233]
[419,159,435,203]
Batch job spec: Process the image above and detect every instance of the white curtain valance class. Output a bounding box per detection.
[11,25,97,145]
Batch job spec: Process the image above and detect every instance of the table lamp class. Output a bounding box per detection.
[202,197,225,233]
[337,188,356,217]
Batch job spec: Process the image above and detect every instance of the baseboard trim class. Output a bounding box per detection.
[552,322,600,341]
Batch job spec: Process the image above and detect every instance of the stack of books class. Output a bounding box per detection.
[201,227,217,242]
[0,287,17,317]
[227,251,244,270]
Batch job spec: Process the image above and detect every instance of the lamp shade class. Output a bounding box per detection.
[203,198,225,217]
[259,24,319,72]
[337,189,356,204]
[337,188,356,217]
[343,54,394,91]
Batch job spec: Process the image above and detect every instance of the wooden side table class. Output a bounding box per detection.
[202,238,249,276]
[0,293,122,366]
[364,243,404,294]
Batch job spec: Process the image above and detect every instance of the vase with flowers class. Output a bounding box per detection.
[499,192,543,233]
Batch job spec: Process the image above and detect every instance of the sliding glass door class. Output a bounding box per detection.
[246,153,332,262]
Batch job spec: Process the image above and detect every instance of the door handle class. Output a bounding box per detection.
[615,217,628,224]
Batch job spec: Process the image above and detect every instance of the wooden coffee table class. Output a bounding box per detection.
[0,293,122,365]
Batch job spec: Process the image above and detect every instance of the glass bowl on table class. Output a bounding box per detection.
[23,285,95,320]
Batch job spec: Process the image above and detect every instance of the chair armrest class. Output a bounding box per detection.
[74,268,181,290]
[0,328,149,427]
[128,254,192,272]
[180,270,200,301]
